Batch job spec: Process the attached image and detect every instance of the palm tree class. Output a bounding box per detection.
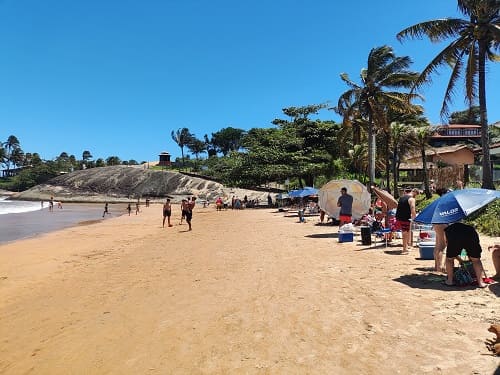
[3,135,20,170]
[337,46,420,187]
[171,128,193,168]
[187,138,207,171]
[397,0,500,189]
[414,124,434,199]
[390,122,416,197]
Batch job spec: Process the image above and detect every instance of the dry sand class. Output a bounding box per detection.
[0,205,498,374]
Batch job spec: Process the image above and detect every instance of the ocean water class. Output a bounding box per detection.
[0,196,43,215]
[0,200,128,245]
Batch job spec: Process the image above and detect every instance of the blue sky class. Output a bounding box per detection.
[0,0,499,163]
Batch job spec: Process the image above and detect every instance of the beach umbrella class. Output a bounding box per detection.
[371,186,398,210]
[318,179,371,220]
[414,188,500,224]
[288,186,318,198]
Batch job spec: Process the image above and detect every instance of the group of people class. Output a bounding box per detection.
[162,197,196,231]
[328,185,499,289]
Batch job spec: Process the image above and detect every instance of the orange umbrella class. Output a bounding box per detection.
[371,186,398,210]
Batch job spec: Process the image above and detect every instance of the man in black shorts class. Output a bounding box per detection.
[162,199,173,228]
[444,222,487,288]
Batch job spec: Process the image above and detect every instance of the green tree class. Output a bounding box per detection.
[3,135,21,170]
[106,156,121,166]
[390,121,417,197]
[271,104,338,187]
[414,123,433,199]
[95,158,106,167]
[449,106,481,124]
[187,138,207,171]
[397,0,500,189]
[210,127,246,156]
[337,46,420,188]
[171,128,194,168]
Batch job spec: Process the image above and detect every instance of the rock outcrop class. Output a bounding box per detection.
[11,166,270,203]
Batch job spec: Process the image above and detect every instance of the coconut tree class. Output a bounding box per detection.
[397,0,500,189]
[414,124,434,199]
[390,122,418,197]
[171,128,194,168]
[3,135,21,170]
[337,46,420,188]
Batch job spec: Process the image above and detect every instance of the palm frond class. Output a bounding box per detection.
[397,19,467,43]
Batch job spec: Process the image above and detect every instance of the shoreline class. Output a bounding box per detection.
[0,202,128,245]
[0,206,498,374]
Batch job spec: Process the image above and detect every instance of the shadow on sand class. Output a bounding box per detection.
[305,232,339,239]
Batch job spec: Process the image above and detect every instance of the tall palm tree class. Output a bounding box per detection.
[337,45,420,188]
[3,135,20,170]
[171,128,193,168]
[414,124,434,199]
[397,0,500,189]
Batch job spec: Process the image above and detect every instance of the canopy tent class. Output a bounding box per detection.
[288,186,318,198]
[318,180,371,220]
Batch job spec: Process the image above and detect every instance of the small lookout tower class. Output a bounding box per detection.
[158,151,171,167]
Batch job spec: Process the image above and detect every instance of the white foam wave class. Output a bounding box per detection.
[0,198,43,215]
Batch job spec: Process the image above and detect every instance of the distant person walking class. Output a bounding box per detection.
[126,203,132,216]
[337,187,353,227]
[162,199,173,228]
[135,202,140,215]
[395,188,418,255]
[49,197,54,212]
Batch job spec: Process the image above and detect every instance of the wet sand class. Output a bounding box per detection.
[0,205,498,374]
[0,203,128,245]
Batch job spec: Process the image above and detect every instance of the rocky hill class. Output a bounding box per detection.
[11,165,271,203]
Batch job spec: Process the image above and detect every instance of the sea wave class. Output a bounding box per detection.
[0,197,43,215]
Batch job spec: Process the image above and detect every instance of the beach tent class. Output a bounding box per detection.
[318,179,371,220]
[288,186,318,198]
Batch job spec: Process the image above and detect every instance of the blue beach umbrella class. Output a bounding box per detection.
[288,186,318,198]
[414,188,500,224]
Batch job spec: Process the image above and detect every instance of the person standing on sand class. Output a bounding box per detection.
[433,188,448,273]
[395,188,417,255]
[135,202,140,215]
[126,203,132,216]
[185,196,196,231]
[180,199,188,224]
[337,187,353,227]
[49,197,54,212]
[162,199,173,228]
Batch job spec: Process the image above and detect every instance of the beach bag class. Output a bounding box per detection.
[453,264,474,286]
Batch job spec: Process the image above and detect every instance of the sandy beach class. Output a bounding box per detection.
[0,204,498,374]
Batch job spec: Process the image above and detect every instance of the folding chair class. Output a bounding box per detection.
[373,228,392,247]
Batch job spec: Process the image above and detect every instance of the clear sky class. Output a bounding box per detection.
[0,0,499,163]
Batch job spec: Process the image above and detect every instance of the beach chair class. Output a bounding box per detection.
[372,228,392,248]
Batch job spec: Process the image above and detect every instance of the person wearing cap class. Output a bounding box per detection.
[337,187,353,227]
[395,187,418,255]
